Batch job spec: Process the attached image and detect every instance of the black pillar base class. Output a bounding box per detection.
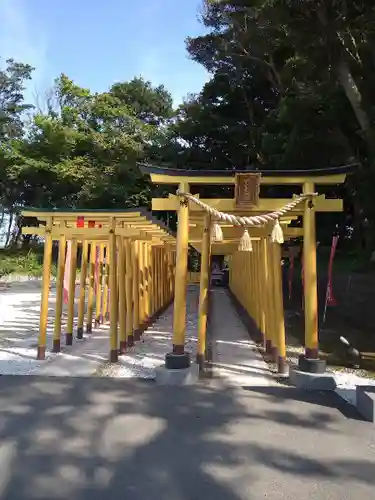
[277,356,288,375]
[196,353,204,371]
[165,352,191,370]
[265,339,272,355]
[52,339,61,353]
[134,328,142,341]
[109,349,118,362]
[298,354,326,374]
[119,340,127,355]
[270,346,279,363]
[65,333,73,346]
[76,327,83,340]
[86,324,92,334]
[37,346,46,360]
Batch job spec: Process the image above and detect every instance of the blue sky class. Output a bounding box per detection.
[0,0,210,106]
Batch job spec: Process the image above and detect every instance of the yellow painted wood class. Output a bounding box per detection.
[22,210,143,219]
[272,243,286,360]
[162,248,167,306]
[303,182,318,355]
[132,241,140,331]
[152,195,343,213]
[189,227,304,239]
[149,245,155,315]
[86,243,96,332]
[67,239,78,336]
[77,240,89,332]
[102,245,109,321]
[251,243,258,327]
[254,241,262,330]
[266,241,276,351]
[38,217,53,355]
[168,250,174,299]
[138,242,145,324]
[197,214,211,360]
[155,247,159,311]
[172,182,190,350]
[149,173,347,186]
[160,248,163,309]
[22,227,46,236]
[260,238,268,343]
[53,235,66,345]
[109,220,118,357]
[192,237,303,255]
[187,271,200,283]
[249,251,254,318]
[156,247,161,311]
[144,244,150,319]
[95,244,104,324]
[118,236,126,348]
[125,239,133,341]
[161,248,165,307]
[155,246,159,311]
[154,246,159,312]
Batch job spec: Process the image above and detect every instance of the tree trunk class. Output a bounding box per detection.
[337,58,371,138]
[4,212,13,247]
[9,218,21,248]
[0,207,5,227]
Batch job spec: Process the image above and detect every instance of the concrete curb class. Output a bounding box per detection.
[155,364,200,386]
[289,367,337,390]
[356,385,375,423]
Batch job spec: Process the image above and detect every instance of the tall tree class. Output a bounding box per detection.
[0,58,34,245]
[178,0,375,249]
[20,74,175,211]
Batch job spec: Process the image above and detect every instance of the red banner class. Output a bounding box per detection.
[76,216,84,228]
[325,235,339,307]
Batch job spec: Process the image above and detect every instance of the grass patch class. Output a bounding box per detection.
[0,248,57,278]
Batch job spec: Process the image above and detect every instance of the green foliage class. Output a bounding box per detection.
[0,68,174,246]
[0,249,56,278]
[2,1,375,253]
[164,0,375,251]
[182,0,375,170]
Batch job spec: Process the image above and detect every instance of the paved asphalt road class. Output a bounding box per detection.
[0,376,373,500]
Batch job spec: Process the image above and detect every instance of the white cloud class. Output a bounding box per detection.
[0,0,48,102]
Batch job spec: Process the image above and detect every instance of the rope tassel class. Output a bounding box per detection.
[238,229,252,252]
[271,219,284,244]
[211,222,223,242]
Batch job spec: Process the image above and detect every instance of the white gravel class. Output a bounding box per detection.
[97,286,199,378]
[284,329,375,406]
[0,281,200,379]
[1,280,374,405]
[333,372,375,406]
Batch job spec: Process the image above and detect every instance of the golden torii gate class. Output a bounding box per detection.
[21,208,176,362]
[139,162,354,375]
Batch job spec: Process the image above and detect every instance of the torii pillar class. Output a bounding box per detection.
[164,182,191,369]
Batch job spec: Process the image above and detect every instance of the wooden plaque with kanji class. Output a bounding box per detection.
[235,173,261,208]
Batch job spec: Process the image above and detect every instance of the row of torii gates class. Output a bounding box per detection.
[22,163,353,375]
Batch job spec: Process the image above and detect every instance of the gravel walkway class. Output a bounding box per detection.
[0,282,200,379]
[97,285,199,378]
[1,281,375,403]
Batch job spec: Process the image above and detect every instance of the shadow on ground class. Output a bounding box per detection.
[0,377,374,500]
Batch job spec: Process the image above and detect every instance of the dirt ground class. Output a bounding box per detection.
[282,265,375,375]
